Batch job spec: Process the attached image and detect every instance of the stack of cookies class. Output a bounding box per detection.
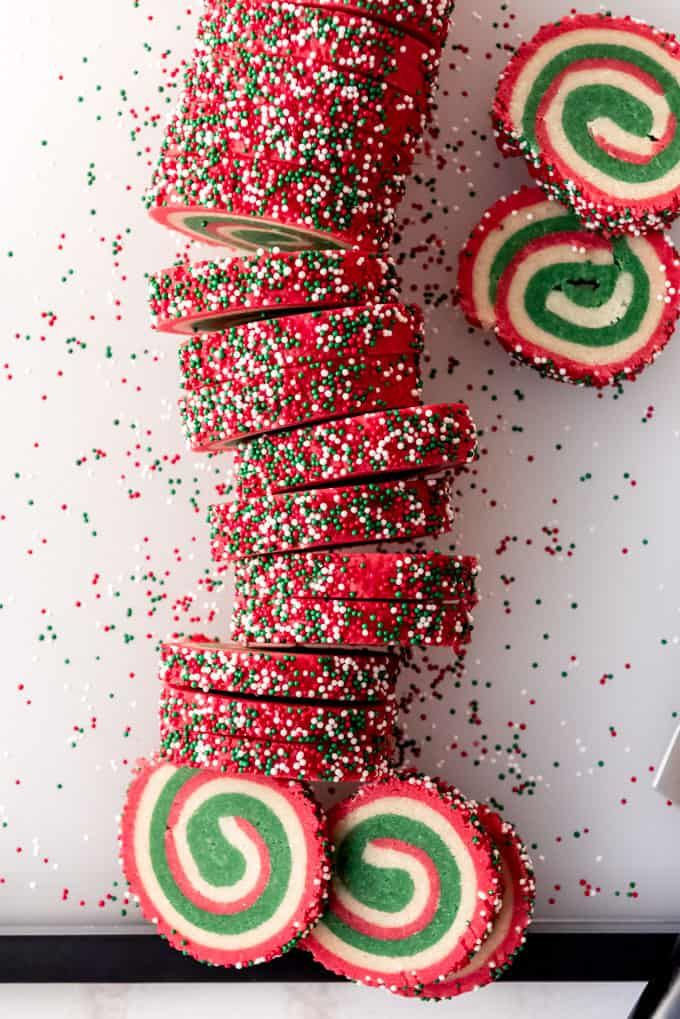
[146,0,451,252]
[149,246,479,781]
[119,0,536,994]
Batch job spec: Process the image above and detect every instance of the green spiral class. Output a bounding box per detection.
[323,813,461,957]
[522,43,680,182]
[149,767,291,933]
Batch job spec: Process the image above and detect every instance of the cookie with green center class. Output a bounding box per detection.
[159,640,399,701]
[160,730,395,782]
[208,476,453,561]
[234,552,479,605]
[230,595,474,648]
[120,758,331,968]
[234,402,476,495]
[179,306,424,383]
[201,0,454,49]
[399,804,535,998]
[493,13,680,235]
[303,773,502,990]
[458,187,680,386]
[179,352,422,450]
[159,685,397,746]
[149,250,399,335]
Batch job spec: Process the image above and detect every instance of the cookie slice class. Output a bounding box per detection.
[120,759,330,968]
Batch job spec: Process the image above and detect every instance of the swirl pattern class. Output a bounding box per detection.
[457,187,680,386]
[494,14,680,233]
[398,805,535,999]
[304,774,502,989]
[120,759,330,967]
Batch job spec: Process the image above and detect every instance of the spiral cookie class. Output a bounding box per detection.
[209,476,453,562]
[401,805,535,999]
[494,13,680,234]
[303,774,502,989]
[234,403,477,496]
[231,595,473,648]
[234,552,480,605]
[458,187,680,386]
[149,250,399,334]
[120,759,331,968]
[160,640,399,701]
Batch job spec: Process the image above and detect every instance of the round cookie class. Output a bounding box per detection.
[148,250,399,334]
[173,57,423,170]
[178,306,424,379]
[148,151,403,254]
[231,595,474,648]
[159,640,399,700]
[196,3,438,99]
[208,476,453,561]
[159,684,398,745]
[400,805,535,998]
[180,352,422,450]
[494,13,680,234]
[234,552,479,605]
[150,56,422,253]
[458,187,680,386]
[160,731,394,783]
[201,0,455,49]
[120,759,330,968]
[234,403,477,495]
[303,773,502,989]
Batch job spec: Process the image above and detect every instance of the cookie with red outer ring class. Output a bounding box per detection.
[493,13,680,235]
[160,731,394,783]
[180,353,422,450]
[230,595,473,648]
[208,475,453,562]
[398,804,535,998]
[303,772,502,990]
[234,402,477,495]
[457,186,680,386]
[159,639,399,701]
[456,186,572,330]
[233,551,479,605]
[149,250,399,335]
[494,229,680,387]
[120,758,331,968]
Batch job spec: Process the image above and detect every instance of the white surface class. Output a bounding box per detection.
[0,982,647,1018]
[2,0,680,946]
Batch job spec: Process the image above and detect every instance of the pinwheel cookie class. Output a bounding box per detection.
[458,186,680,385]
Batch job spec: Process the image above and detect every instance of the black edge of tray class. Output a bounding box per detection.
[0,932,676,982]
